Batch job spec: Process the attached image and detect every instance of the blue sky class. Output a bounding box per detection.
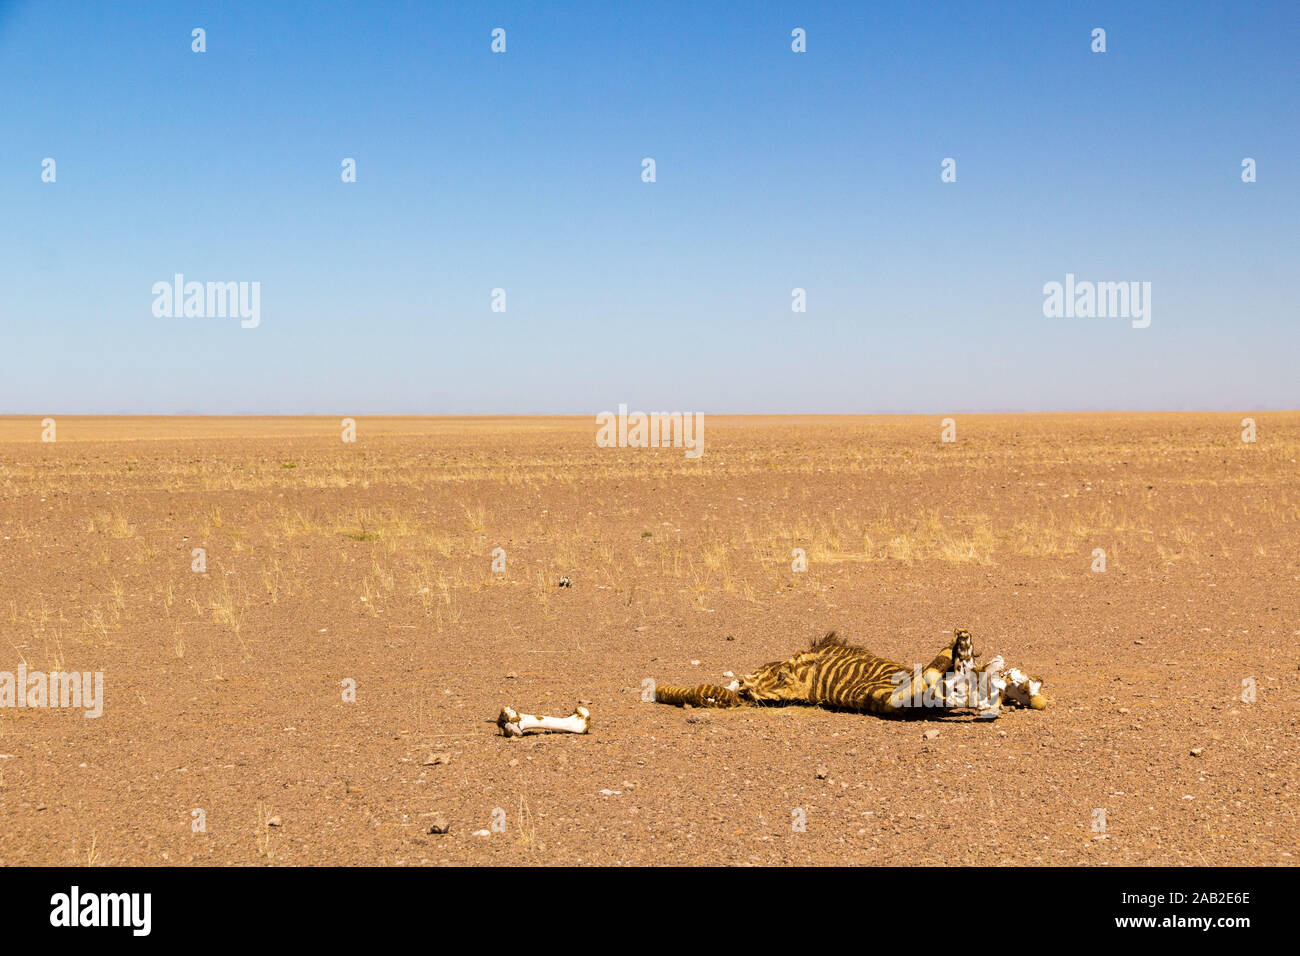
[1,0,1296,414]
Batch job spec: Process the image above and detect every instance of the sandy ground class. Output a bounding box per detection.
[0,413,1295,866]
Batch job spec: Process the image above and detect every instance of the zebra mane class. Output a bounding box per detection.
[809,629,850,650]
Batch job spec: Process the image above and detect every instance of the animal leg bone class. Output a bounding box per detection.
[497,705,591,737]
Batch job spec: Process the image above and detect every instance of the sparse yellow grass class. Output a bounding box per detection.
[255,801,276,860]
[83,832,101,867]
[0,413,1295,691]
[516,794,537,850]
[208,576,250,659]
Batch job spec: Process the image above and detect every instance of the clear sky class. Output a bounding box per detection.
[1,1,1296,414]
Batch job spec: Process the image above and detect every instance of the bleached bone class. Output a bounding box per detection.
[967,656,1047,712]
[942,658,972,699]
[998,666,1046,709]
[974,655,1007,718]
[938,655,1007,718]
[497,705,591,738]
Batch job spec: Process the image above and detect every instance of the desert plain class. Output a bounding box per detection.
[0,413,1295,865]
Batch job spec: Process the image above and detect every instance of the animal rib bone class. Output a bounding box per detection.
[497,705,591,737]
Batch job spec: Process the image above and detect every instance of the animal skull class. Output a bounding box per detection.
[932,655,1047,717]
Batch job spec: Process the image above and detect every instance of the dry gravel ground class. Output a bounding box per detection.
[0,413,1295,866]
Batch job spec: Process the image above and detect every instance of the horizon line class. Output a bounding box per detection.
[3,408,1296,418]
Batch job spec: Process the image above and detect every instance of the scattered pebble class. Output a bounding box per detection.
[421,752,451,766]
[427,814,450,835]
[816,766,829,779]
[266,815,282,828]
[472,829,490,837]
[1189,748,1203,757]
[922,729,941,740]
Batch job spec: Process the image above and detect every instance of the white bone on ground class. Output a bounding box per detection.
[976,671,1007,718]
[974,656,1007,713]
[499,706,591,735]
[998,667,1042,707]
[938,659,981,708]
[936,657,1009,715]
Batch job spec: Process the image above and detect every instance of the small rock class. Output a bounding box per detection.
[1118,707,1130,715]
[421,752,451,766]
[505,672,517,679]
[690,660,701,666]
[472,829,490,837]
[1190,748,1203,757]
[816,767,829,779]
[266,815,282,828]
[427,815,450,834]
[922,729,940,740]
